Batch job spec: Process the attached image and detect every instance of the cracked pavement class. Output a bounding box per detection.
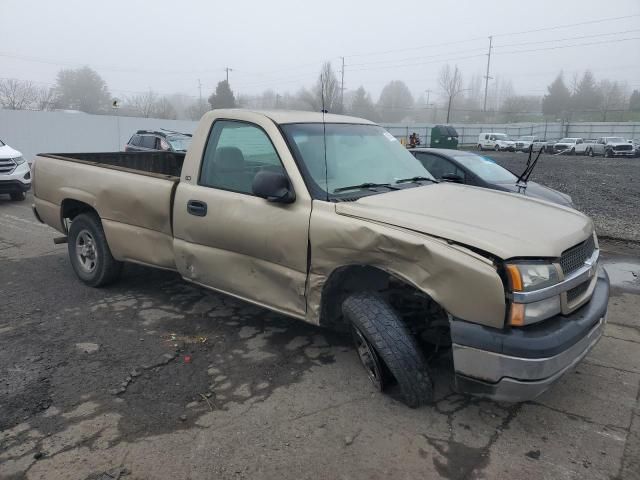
[1,194,639,480]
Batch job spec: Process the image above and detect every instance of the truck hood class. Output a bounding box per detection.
[335,183,592,260]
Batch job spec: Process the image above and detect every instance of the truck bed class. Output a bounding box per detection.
[39,151,185,179]
[33,151,184,271]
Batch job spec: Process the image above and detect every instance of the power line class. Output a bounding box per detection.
[496,36,640,55]
[492,13,640,37]
[494,29,640,49]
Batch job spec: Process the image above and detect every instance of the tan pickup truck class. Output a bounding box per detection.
[32,109,609,407]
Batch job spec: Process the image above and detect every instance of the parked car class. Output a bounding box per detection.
[477,133,516,151]
[587,137,635,158]
[125,130,192,153]
[32,109,609,407]
[629,139,640,157]
[0,138,30,201]
[409,148,573,207]
[552,138,588,155]
[514,136,547,152]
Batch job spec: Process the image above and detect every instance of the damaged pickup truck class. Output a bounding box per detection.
[32,110,609,407]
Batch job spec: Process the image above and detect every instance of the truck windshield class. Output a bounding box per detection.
[281,123,433,197]
[167,136,191,152]
[452,153,518,183]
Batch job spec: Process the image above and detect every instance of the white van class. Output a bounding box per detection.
[478,133,516,152]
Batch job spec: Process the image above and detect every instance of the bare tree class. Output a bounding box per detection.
[36,86,57,111]
[598,80,626,121]
[438,64,463,122]
[0,79,38,110]
[299,62,341,112]
[127,90,159,118]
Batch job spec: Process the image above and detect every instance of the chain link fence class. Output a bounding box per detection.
[382,122,640,147]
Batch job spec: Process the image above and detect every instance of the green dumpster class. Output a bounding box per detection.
[430,125,459,149]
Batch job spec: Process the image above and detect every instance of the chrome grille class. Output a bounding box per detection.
[567,280,590,303]
[0,158,17,175]
[613,144,632,151]
[560,236,596,276]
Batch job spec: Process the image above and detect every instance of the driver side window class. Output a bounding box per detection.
[200,120,283,194]
[416,153,465,181]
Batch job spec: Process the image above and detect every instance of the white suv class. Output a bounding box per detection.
[478,133,516,152]
[0,139,30,201]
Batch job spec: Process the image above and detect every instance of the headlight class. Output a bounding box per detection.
[506,263,559,292]
[505,262,561,327]
[13,156,25,165]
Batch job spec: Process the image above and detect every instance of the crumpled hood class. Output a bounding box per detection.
[0,144,22,159]
[335,183,592,260]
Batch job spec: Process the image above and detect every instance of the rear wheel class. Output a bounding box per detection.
[587,148,594,157]
[494,144,500,151]
[68,213,123,287]
[342,292,433,408]
[477,144,483,151]
[10,191,26,201]
[569,148,575,155]
[605,149,613,158]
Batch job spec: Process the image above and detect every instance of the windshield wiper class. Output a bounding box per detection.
[333,182,399,193]
[395,176,437,184]
[517,145,544,186]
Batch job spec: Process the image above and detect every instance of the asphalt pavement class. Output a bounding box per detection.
[1,190,639,480]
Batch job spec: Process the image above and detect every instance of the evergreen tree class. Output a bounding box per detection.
[208,80,236,109]
[542,73,571,117]
[349,86,378,121]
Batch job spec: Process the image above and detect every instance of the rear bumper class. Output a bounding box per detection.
[450,269,609,402]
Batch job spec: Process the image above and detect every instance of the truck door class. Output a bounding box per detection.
[172,119,311,319]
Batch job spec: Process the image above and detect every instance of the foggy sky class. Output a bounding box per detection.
[3,0,639,104]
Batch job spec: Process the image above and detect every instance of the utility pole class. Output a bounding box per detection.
[446,95,453,123]
[224,67,233,83]
[197,79,203,114]
[483,35,493,112]
[340,56,345,113]
[425,89,431,106]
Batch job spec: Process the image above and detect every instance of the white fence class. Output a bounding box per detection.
[0,109,197,161]
[1,109,639,160]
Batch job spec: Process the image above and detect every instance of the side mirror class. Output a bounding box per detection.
[252,170,295,203]
[441,173,464,183]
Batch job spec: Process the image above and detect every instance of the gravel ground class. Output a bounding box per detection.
[478,151,640,242]
[1,195,640,479]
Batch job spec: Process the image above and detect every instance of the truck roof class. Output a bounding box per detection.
[209,109,376,125]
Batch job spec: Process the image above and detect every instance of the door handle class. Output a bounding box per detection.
[187,200,207,217]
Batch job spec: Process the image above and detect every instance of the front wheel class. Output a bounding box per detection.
[494,145,500,151]
[68,213,123,287]
[587,148,594,157]
[342,292,433,408]
[477,144,483,151]
[569,148,575,155]
[605,149,613,158]
[10,191,26,201]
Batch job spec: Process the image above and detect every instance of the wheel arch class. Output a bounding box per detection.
[318,263,441,330]
[60,198,99,233]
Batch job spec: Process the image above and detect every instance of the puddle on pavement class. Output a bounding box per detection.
[601,257,640,294]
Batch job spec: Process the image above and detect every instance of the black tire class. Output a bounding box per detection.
[494,145,500,151]
[477,144,483,151]
[10,191,26,201]
[605,149,613,158]
[587,148,594,157]
[68,213,122,287]
[342,292,433,408]
[569,148,575,155]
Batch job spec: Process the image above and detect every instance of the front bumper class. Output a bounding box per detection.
[450,269,609,402]
[0,162,32,194]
